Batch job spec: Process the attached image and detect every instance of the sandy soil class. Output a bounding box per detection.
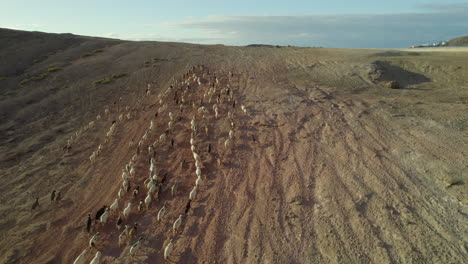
[0,28,467,264]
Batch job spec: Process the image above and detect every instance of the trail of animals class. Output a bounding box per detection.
[73,65,249,263]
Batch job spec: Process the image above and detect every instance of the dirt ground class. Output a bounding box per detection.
[0,28,467,264]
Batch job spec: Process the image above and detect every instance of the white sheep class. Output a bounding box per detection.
[129,167,136,177]
[241,105,247,114]
[164,239,174,260]
[229,130,234,139]
[119,114,124,121]
[89,232,99,248]
[119,225,129,246]
[96,115,101,120]
[190,145,196,152]
[72,249,87,264]
[157,202,166,221]
[168,121,173,129]
[195,176,202,186]
[149,120,154,130]
[123,202,132,218]
[173,214,182,234]
[144,193,152,209]
[148,183,157,195]
[171,182,178,197]
[190,137,196,146]
[196,167,201,178]
[131,153,138,162]
[129,237,144,256]
[89,251,101,264]
[224,138,231,149]
[126,113,131,120]
[195,159,202,169]
[100,208,109,224]
[189,186,197,201]
[89,152,97,162]
[110,198,119,212]
[118,187,125,199]
[123,178,129,192]
[121,170,128,180]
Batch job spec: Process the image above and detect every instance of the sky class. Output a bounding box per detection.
[1,0,468,48]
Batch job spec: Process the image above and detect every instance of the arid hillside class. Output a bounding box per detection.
[0,28,467,264]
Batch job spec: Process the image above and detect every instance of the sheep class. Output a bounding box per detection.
[137,200,144,213]
[123,178,129,192]
[190,137,196,146]
[192,152,200,162]
[89,152,97,162]
[224,138,231,149]
[119,225,129,246]
[171,182,178,197]
[133,186,140,199]
[157,202,166,221]
[229,130,234,139]
[123,202,132,218]
[129,236,144,256]
[164,239,174,260]
[86,213,92,233]
[89,232,99,248]
[126,113,131,120]
[131,153,138,162]
[191,145,196,152]
[241,105,247,114]
[159,132,167,142]
[95,206,107,223]
[119,114,124,121]
[189,186,197,201]
[149,120,154,130]
[184,200,192,214]
[89,251,101,264]
[73,249,87,264]
[195,176,202,186]
[118,187,125,199]
[116,214,123,230]
[195,159,202,169]
[144,193,152,209]
[169,112,174,121]
[148,183,157,195]
[129,223,138,239]
[31,197,39,210]
[121,170,128,180]
[168,120,173,129]
[100,208,109,224]
[96,115,102,120]
[196,167,201,178]
[109,199,119,213]
[173,214,182,234]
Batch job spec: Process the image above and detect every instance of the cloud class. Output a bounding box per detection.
[160,6,468,48]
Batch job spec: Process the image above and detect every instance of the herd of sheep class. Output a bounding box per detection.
[71,65,248,263]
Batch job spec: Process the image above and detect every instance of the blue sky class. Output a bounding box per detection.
[1,0,468,48]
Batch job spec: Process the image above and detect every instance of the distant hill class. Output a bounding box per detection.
[447,36,468,46]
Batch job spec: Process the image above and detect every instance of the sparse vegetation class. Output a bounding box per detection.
[20,72,49,85]
[0,76,8,81]
[112,73,126,79]
[81,52,92,58]
[93,78,113,86]
[48,67,62,72]
[92,49,104,53]
[92,73,127,86]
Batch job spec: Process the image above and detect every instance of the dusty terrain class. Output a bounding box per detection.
[0,28,467,264]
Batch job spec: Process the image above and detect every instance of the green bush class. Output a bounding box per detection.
[48,67,62,72]
[0,76,8,80]
[92,49,104,53]
[92,78,112,86]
